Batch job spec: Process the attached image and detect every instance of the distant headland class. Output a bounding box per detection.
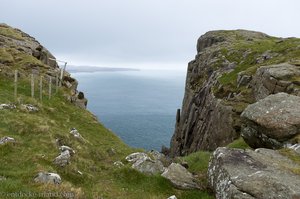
[67,65,140,73]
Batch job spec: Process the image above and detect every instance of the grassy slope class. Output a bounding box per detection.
[0,25,213,199]
[0,74,214,199]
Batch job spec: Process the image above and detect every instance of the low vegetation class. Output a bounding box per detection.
[0,59,213,198]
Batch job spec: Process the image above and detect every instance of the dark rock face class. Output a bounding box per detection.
[241,93,300,149]
[208,147,300,199]
[170,29,300,157]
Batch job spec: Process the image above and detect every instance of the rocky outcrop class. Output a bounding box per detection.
[161,163,201,190]
[170,29,300,157]
[252,63,300,100]
[208,147,300,199]
[241,93,300,149]
[0,24,87,109]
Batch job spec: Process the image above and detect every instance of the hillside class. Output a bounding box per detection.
[0,24,213,198]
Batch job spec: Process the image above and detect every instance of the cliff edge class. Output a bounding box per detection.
[170,30,300,156]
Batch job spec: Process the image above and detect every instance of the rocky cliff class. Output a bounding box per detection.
[0,23,87,108]
[170,30,300,156]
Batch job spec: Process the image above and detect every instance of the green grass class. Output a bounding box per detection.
[0,26,24,40]
[279,148,300,176]
[0,70,214,198]
[218,37,300,87]
[227,137,250,150]
[178,151,213,197]
[0,48,14,63]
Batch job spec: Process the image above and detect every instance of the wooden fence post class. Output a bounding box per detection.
[39,76,43,101]
[56,72,59,93]
[14,70,18,101]
[31,74,34,98]
[59,68,63,87]
[49,76,52,99]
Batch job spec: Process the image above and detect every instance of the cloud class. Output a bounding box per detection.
[1,0,300,68]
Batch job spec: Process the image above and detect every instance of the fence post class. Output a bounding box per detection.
[14,70,18,101]
[59,68,63,87]
[39,76,43,101]
[31,74,34,98]
[56,72,59,93]
[49,76,52,99]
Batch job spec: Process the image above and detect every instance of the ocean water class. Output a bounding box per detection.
[72,69,185,150]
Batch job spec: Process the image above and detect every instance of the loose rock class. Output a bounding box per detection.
[113,161,124,168]
[0,104,16,110]
[34,172,61,184]
[59,145,75,155]
[70,128,84,140]
[0,136,15,144]
[53,150,71,167]
[20,104,39,112]
[161,163,200,190]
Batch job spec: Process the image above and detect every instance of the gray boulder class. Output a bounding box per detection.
[125,152,148,163]
[252,63,300,100]
[0,104,16,110]
[0,136,15,144]
[132,157,165,175]
[69,128,84,141]
[59,145,75,155]
[53,150,71,167]
[34,172,61,184]
[241,93,300,149]
[161,163,200,190]
[126,152,165,175]
[208,147,300,199]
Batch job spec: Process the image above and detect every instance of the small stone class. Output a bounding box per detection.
[0,104,16,110]
[113,161,124,168]
[70,128,84,140]
[59,145,75,155]
[34,172,61,184]
[20,104,39,112]
[167,195,177,199]
[53,150,71,167]
[0,136,15,145]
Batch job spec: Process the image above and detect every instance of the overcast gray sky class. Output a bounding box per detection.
[1,0,299,69]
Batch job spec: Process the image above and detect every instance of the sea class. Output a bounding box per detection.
[71,69,186,151]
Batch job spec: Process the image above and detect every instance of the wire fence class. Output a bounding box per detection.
[1,67,64,103]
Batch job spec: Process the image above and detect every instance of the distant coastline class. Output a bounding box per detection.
[68,65,140,73]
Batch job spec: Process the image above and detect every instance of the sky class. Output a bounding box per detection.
[1,0,300,70]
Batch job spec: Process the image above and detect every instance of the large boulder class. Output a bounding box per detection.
[252,63,300,100]
[161,163,200,190]
[126,152,165,175]
[241,93,300,149]
[208,147,300,199]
